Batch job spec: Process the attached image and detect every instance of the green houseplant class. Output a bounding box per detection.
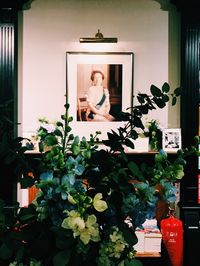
[0,83,199,266]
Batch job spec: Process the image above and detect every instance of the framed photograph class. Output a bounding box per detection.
[66,52,134,140]
[162,128,182,152]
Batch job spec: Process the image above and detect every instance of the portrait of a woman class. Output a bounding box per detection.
[85,70,115,121]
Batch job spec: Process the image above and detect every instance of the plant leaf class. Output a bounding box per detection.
[125,258,143,266]
[153,97,166,108]
[150,85,162,97]
[174,87,181,96]
[162,82,170,93]
[54,129,63,137]
[53,249,71,266]
[45,135,58,145]
[162,94,169,102]
[172,96,177,106]
[0,243,12,260]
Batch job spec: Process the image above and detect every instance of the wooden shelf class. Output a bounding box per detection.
[136,252,161,258]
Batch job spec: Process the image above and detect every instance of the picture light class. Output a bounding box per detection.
[79,29,118,43]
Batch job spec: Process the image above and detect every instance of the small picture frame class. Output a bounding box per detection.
[162,128,182,152]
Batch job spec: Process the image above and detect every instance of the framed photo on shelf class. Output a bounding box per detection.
[66,51,134,140]
[162,128,182,152]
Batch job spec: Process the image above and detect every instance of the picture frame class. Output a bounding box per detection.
[162,128,182,152]
[66,52,134,140]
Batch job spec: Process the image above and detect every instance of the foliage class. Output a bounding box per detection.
[0,83,199,266]
[143,119,162,151]
[0,102,33,205]
[102,82,181,152]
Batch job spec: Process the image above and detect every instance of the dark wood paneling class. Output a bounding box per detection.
[0,10,17,205]
[0,0,33,10]
[0,24,15,104]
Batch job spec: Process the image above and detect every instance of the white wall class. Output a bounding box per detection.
[18,0,180,137]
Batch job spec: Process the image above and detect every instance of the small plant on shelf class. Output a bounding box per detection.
[144,119,162,151]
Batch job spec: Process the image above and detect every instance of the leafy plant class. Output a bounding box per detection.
[0,83,199,266]
[143,119,162,151]
[0,102,33,205]
[102,82,181,152]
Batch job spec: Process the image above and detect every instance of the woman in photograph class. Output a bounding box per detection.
[85,70,115,121]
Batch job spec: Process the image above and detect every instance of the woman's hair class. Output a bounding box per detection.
[90,70,104,81]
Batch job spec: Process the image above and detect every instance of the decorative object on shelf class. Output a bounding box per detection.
[0,83,199,266]
[144,119,162,151]
[162,128,182,152]
[79,29,118,43]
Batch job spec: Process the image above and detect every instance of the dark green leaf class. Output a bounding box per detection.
[64,103,70,109]
[162,82,170,93]
[128,161,145,181]
[139,105,149,114]
[65,126,71,133]
[153,97,166,108]
[15,246,25,263]
[123,228,138,246]
[172,96,177,106]
[125,258,143,266]
[0,243,12,260]
[54,129,63,137]
[56,236,74,249]
[56,121,63,127]
[125,138,135,149]
[133,117,144,129]
[45,135,58,145]
[150,85,162,97]
[137,95,145,104]
[130,130,139,140]
[174,87,181,96]
[128,161,139,175]
[162,94,169,102]
[68,116,73,122]
[53,249,71,266]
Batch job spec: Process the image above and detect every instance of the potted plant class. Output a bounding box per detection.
[0,83,199,266]
[144,119,162,151]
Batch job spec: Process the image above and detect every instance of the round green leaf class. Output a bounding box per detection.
[54,129,63,137]
[56,121,63,127]
[65,125,72,133]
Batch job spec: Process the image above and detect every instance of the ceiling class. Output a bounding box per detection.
[0,0,199,12]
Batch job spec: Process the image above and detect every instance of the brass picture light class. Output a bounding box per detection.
[79,29,118,43]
